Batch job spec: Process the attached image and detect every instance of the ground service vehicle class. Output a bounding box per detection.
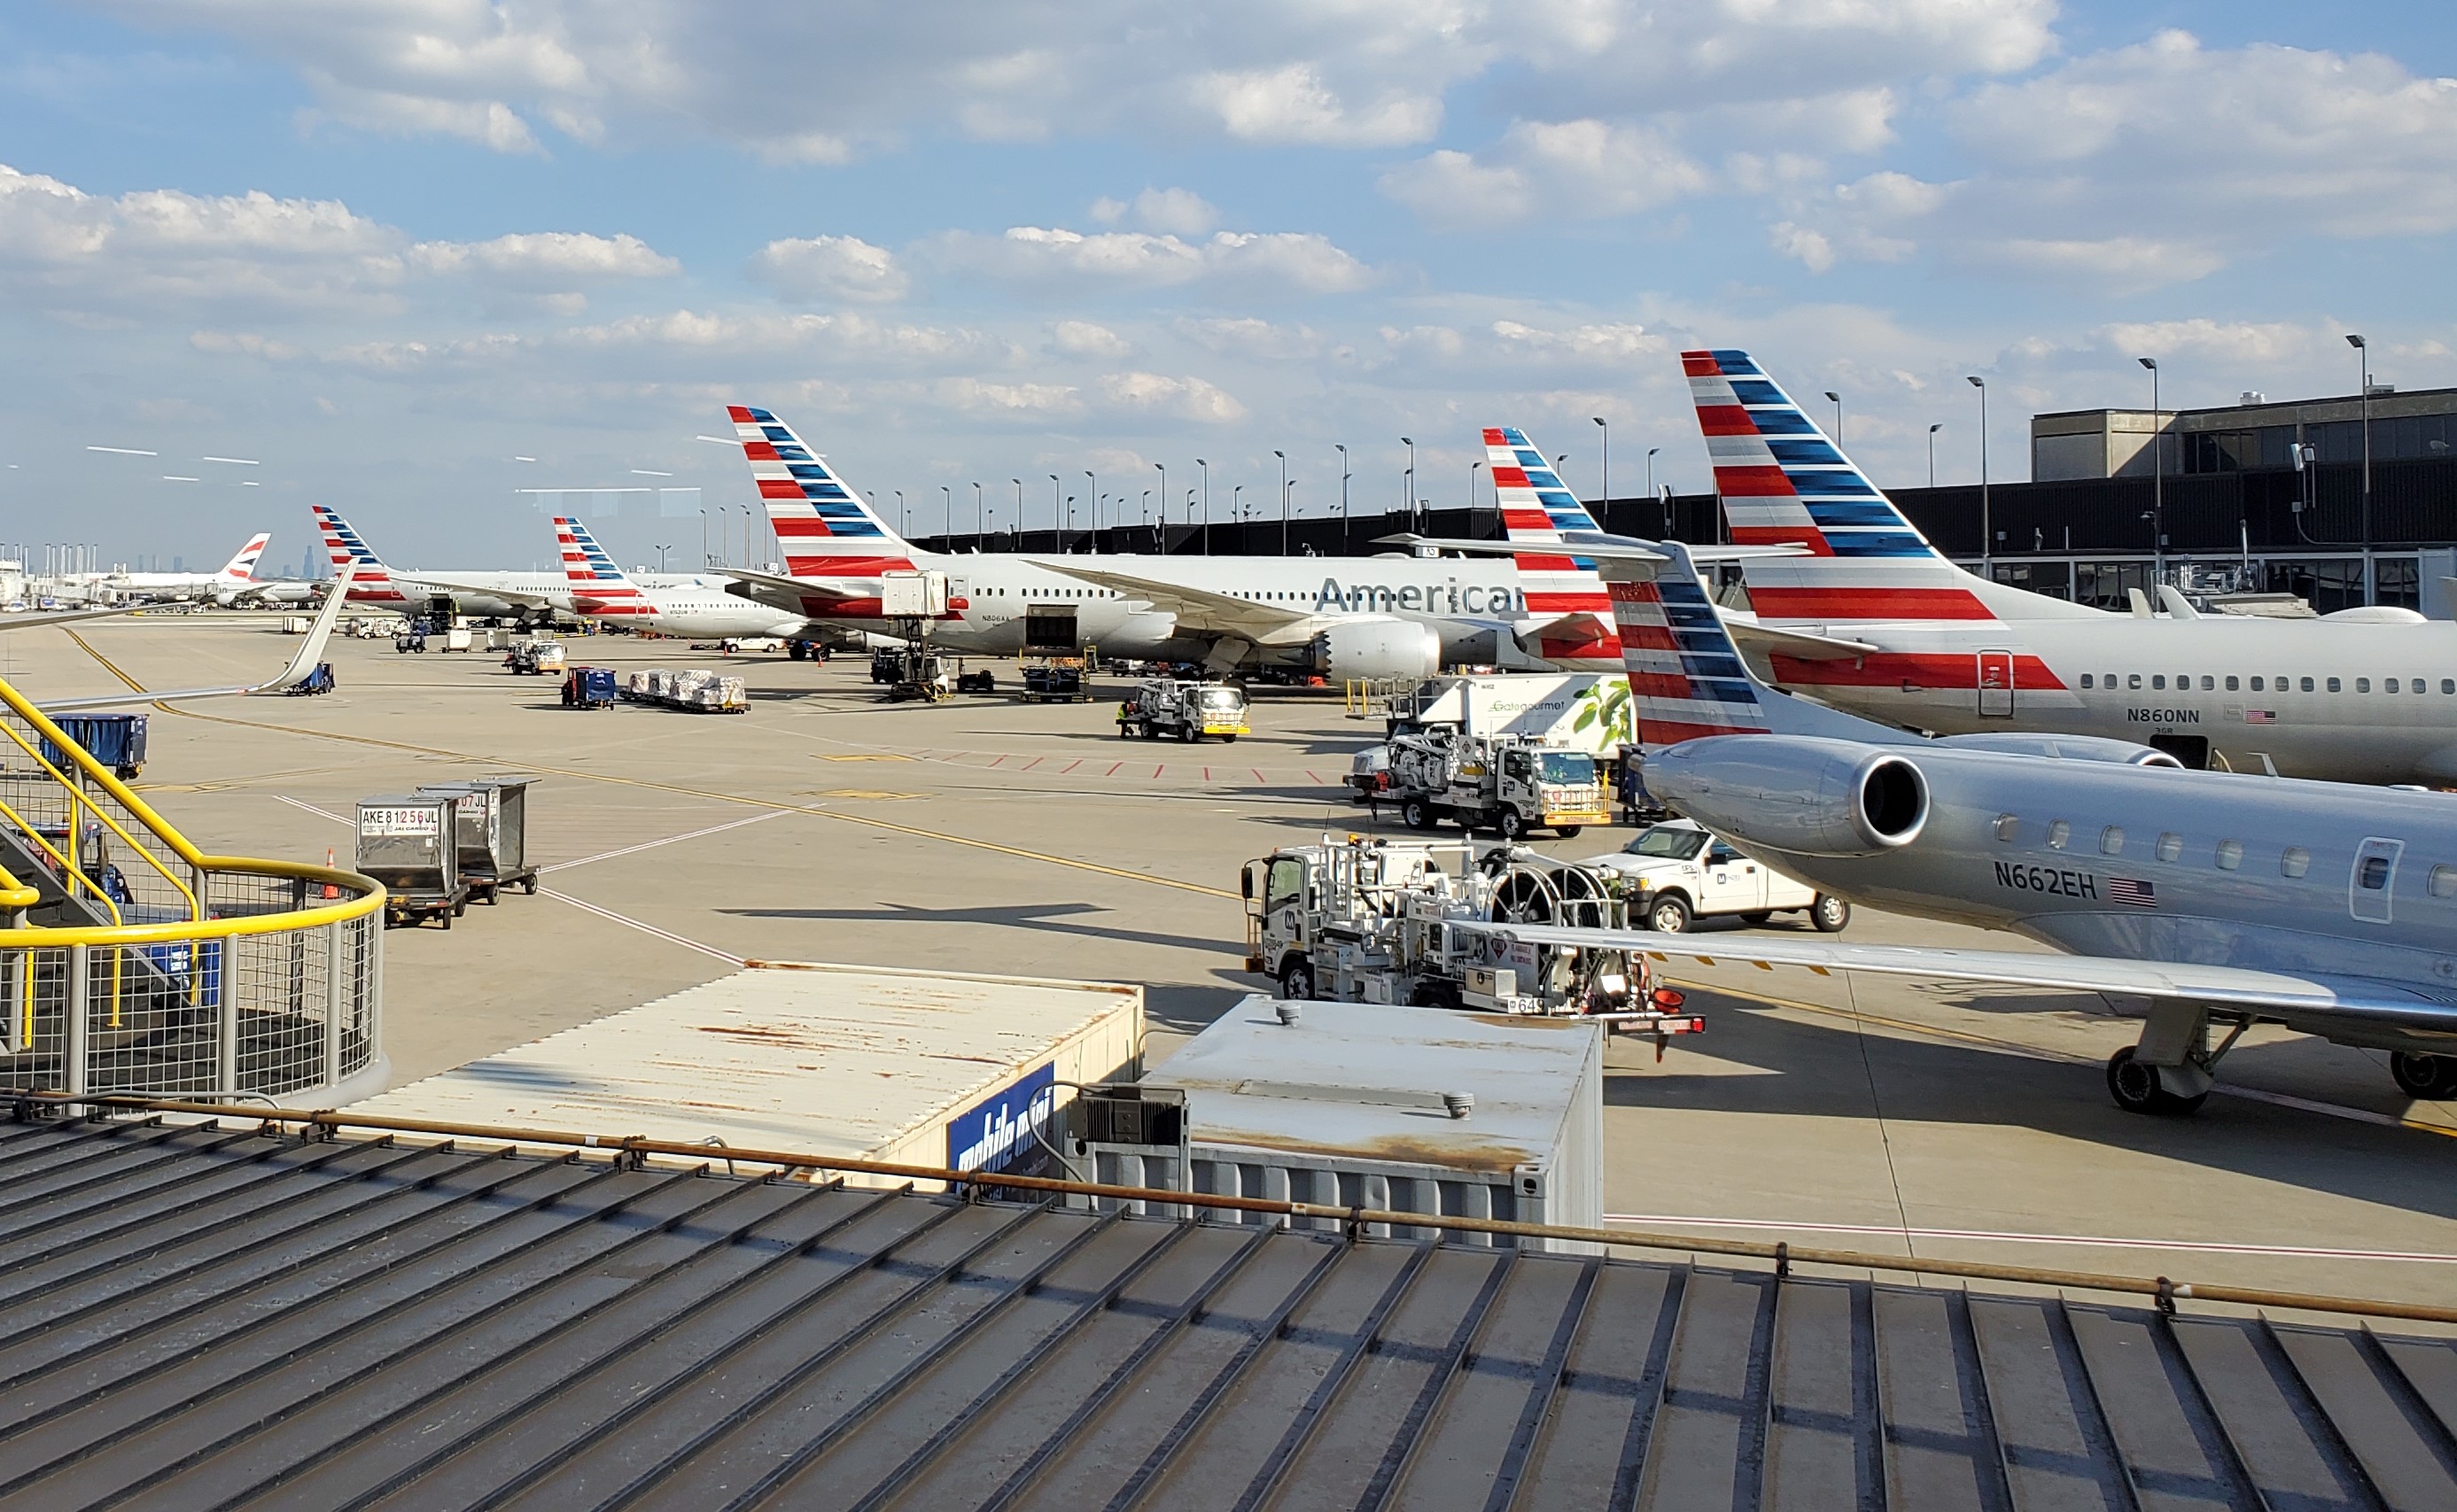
[1372,729,1610,840]
[1584,819,1851,934]
[1117,678,1248,742]
[561,666,617,708]
[1240,835,1701,1051]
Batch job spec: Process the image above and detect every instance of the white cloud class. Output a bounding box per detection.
[1488,320,1660,366]
[1049,320,1133,358]
[933,376,1083,416]
[1128,187,1218,236]
[1382,120,1709,223]
[407,231,677,286]
[1194,63,1437,146]
[1178,317,1321,360]
[934,225,1372,294]
[750,235,910,303]
[1099,371,1248,423]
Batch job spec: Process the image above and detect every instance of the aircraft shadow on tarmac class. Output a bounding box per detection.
[1615,996,2457,1221]
[717,900,1243,960]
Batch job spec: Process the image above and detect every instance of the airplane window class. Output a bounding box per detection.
[2282,847,2311,878]
[2226,676,2240,691]
[2360,856,2391,890]
[2099,826,2124,856]
[2328,678,2341,693]
[1992,814,2018,841]
[2080,674,2093,689]
[2433,865,2457,898]
[2249,676,2262,691]
[2301,678,2315,692]
[2047,820,2071,849]
[2447,679,2457,694]
[2358,678,2371,693]
[2200,676,2214,691]
[2127,674,2142,689]
[2156,833,2183,862]
[2151,675,2165,691]
[2216,840,2243,870]
[2387,678,2401,693]
[2103,672,2115,686]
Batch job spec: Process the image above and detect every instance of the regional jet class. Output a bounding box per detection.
[550,516,808,642]
[1481,534,2457,1116]
[309,506,707,622]
[1686,347,2457,783]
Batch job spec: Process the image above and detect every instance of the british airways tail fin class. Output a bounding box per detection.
[217,532,270,582]
[727,406,917,581]
[1681,349,2095,624]
[1601,535,1915,752]
[307,506,402,601]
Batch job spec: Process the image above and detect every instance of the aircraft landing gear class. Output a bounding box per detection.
[2106,1004,2245,1116]
[2104,1045,2210,1116]
[2391,1051,2457,1101]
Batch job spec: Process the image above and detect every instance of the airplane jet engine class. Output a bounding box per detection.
[1647,735,1929,857]
[1309,619,1442,682]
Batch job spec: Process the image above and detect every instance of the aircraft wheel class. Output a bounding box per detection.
[1279,958,1315,1000]
[2391,1051,2457,1100]
[1644,894,1691,934]
[1809,895,1851,933]
[2104,1045,2204,1115]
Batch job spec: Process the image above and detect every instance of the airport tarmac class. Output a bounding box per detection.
[23,614,2457,1312]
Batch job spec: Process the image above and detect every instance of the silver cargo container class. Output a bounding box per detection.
[350,960,1143,1190]
[1085,995,1603,1252]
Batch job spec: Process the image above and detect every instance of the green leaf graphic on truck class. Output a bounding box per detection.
[1567,678,1633,748]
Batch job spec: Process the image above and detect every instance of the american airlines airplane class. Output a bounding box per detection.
[551,516,808,641]
[717,407,1631,679]
[1484,534,2457,1116]
[1686,347,2457,783]
[310,506,707,621]
[97,533,271,605]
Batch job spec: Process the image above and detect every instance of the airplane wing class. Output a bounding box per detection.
[0,605,149,632]
[1474,922,2457,1031]
[1032,562,1327,646]
[414,574,560,609]
[43,562,358,712]
[716,566,867,617]
[1720,614,1881,662]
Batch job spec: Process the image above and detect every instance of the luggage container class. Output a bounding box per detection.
[284,662,335,696]
[280,615,313,634]
[354,794,468,928]
[560,666,617,709]
[412,778,536,903]
[41,713,149,779]
[347,960,1145,1190]
[441,626,474,654]
[1067,995,1604,1252]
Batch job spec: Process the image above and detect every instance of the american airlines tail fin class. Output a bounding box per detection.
[727,406,917,581]
[554,516,649,616]
[217,532,271,582]
[1603,536,1912,752]
[308,505,402,601]
[1682,349,2093,624]
[1481,426,1620,665]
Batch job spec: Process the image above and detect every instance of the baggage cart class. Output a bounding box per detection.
[561,666,617,709]
[42,713,150,779]
[284,662,335,696]
[414,778,537,903]
[441,626,474,653]
[355,795,468,928]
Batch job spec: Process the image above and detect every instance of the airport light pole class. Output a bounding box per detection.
[1274,450,1287,554]
[1927,425,1940,488]
[699,508,709,567]
[1592,417,1608,514]
[654,543,672,573]
[972,483,984,552]
[940,485,952,548]
[2139,357,2163,585]
[1644,446,1659,508]
[1011,478,1022,549]
[1153,461,1165,550]
[1085,470,1096,545]
[1195,460,1209,554]
[742,504,754,568]
[1335,444,1349,554]
[1824,391,1842,446]
[1233,485,1244,536]
[1048,475,1060,547]
[1966,375,1990,578]
[1401,437,1415,533]
[1468,461,1481,528]
[895,490,906,536]
[2348,333,2373,601]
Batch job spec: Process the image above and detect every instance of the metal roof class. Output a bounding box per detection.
[0,1114,2453,1510]
[1162,997,1597,1175]
[350,961,1141,1160]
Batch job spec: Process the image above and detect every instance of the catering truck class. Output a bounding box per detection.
[1369,728,1610,840]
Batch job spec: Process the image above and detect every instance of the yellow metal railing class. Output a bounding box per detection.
[0,674,385,1102]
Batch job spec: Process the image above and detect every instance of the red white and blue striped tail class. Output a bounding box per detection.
[308,505,404,603]
[1603,540,1772,749]
[217,532,270,582]
[1483,425,1620,668]
[728,406,916,582]
[1683,349,2000,625]
[556,516,652,617]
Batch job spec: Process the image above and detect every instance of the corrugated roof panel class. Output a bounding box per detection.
[350,961,1141,1159]
[0,1119,2451,1509]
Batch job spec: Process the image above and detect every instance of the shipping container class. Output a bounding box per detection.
[1080,995,1604,1252]
[348,960,1143,1190]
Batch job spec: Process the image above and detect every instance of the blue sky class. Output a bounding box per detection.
[2,1,2453,572]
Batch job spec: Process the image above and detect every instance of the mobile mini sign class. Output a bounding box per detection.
[947,1062,1058,1181]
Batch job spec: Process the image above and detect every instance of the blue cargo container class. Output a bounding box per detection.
[41,714,149,778]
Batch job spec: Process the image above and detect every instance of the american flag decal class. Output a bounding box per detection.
[2107,877,2157,909]
[2245,709,2277,725]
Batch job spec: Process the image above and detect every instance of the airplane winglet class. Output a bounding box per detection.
[250,560,356,693]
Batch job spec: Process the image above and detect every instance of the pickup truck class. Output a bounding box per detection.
[1582,819,1850,934]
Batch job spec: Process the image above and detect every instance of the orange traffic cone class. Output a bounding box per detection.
[323,847,339,899]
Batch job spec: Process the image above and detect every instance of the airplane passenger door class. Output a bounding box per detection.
[2351,837,2404,925]
[1976,650,2014,717]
